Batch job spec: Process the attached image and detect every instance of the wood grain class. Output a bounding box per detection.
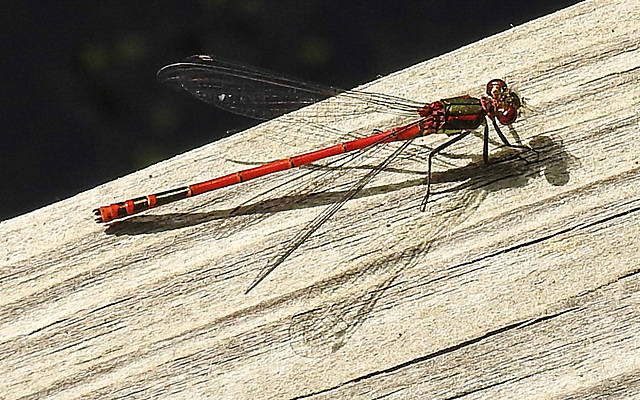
[2,0,640,398]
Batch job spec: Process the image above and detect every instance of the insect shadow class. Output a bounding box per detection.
[285,135,573,357]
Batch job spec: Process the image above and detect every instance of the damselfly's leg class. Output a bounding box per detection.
[420,130,473,211]
[483,122,490,164]
[490,117,533,154]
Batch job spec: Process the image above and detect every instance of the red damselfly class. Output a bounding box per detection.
[94,55,529,291]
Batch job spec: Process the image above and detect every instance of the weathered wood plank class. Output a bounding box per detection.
[1,0,640,398]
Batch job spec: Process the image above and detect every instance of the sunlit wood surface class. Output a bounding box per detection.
[2,0,640,398]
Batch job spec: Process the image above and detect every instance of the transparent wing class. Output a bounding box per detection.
[157,54,424,121]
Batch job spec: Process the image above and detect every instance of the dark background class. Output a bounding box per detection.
[1,1,581,221]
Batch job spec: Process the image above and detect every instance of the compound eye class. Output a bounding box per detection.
[486,79,508,99]
[497,106,518,125]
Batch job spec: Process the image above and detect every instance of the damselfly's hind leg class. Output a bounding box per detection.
[420,130,473,211]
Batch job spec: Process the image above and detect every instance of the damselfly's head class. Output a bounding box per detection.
[485,79,521,125]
